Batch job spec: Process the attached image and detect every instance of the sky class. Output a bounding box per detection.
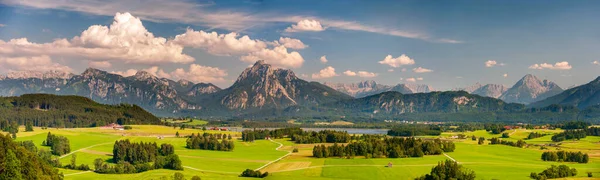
[0,0,599,90]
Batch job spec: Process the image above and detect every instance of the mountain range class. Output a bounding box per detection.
[0,61,599,122]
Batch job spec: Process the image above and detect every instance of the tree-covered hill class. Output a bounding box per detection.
[0,94,160,128]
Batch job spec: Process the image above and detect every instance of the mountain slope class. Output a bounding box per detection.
[470,84,508,98]
[326,80,434,98]
[205,60,352,111]
[499,74,563,104]
[530,76,600,109]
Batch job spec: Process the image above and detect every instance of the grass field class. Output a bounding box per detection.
[11,126,600,180]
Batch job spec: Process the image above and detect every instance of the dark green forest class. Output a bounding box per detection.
[0,94,160,128]
[0,133,63,180]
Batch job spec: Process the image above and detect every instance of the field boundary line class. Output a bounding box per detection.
[183,166,239,174]
[64,170,93,176]
[269,164,442,173]
[59,142,114,159]
[443,153,458,163]
[255,139,292,171]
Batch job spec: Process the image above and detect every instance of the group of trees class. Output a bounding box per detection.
[313,137,455,159]
[0,133,63,180]
[63,154,91,171]
[240,169,269,178]
[42,132,71,155]
[291,130,351,144]
[530,165,577,180]
[541,151,589,163]
[387,125,442,136]
[185,133,235,151]
[484,124,507,134]
[415,160,476,180]
[0,94,160,128]
[241,127,303,142]
[551,127,600,142]
[0,119,19,138]
[557,121,591,130]
[100,140,182,174]
[527,132,546,139]
[488,137,526,148]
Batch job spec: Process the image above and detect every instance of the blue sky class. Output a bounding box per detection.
[0,0,598,90]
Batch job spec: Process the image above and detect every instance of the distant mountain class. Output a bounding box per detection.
[325,80,434,98]
[457,83,508,98]
[530,76,600,109]
[0,68,220,116]
[499,74,563,104]
[204,60,352,112]
[327,91,523,115]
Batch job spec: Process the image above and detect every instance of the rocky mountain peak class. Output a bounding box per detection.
[133,71,157,81]
[177,79,192,86]
[499,74,563,104]
[3,70,73,80]
[81,68,105,77]
[358,80,377,88]
[236,60,296,84]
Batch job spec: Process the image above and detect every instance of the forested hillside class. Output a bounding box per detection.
[0,94,159,128]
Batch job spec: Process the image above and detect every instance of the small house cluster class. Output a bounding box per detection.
[101,123,124,130]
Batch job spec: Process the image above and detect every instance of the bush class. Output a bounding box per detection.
[192,176,202,180]
[240,169,268,178]
[123,126,132,130]
[530,165,577,180]
[415,160,475,180]
[501,132,509,138]
[292,148,299,153]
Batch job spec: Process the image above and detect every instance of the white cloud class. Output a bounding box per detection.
[357,71,378,78]
[378,54,415,68]
[311,66,338,79]
[172,28,268,56]
[169,64,228,83]
[343,70,357,76]
[0,24,6,27]
[388,69,394,72]
[0,12,194,65]
[529,61,572,70]
[240,46,304,68]
[320,55,328,64]
[285,19,325,32]
[404,77,423,82]
[1,1,460,43]
[593,60,599,65]
[88,61,112,68]
[0,55,72,72]
[276,37,307,49]
[111,69,138,77]
[503,73,508,78]
[413,67,433,73]
[485,60,504,68]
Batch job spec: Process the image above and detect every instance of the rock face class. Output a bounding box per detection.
[325,80,434,98]
[499,74,563,104]
[530,76,600,109]
[458,83,508,98]
[210,60,352,110]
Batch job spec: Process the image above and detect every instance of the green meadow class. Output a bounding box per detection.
[11,126,600,180]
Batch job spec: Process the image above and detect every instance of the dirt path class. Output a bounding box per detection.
[268,164,442,173]
[59,142,114,159]
[443,153,458,163]
[255,139,292,171]
[63,171,93,176]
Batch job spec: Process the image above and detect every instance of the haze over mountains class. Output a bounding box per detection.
[0,61,599,121]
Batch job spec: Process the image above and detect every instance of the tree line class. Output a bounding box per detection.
[186,133,235,151]
[527,132,546,139]
[541,151,589,163]
[42,132,71,156]
[313,137,455,159]
[530,165,577,180]
[0,94,160,128]
[415,160,476,180]
[98,140,182,174]
[489,137,526,148]
[387,125,442,136]
[0,133,63,180]
[551,127,600,142]
[291,130,351,144]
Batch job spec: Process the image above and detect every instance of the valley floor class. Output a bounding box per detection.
[13,126,600,180]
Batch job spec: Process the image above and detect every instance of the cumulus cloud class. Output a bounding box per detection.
[320,55,328,64]
[88,61,112,68]
[240,46,304,68]
[413,67,433,73]
[111,64,227,83]
[529,61,572,70]
[485,60,505,67]
[593,60,599,65]
[311,66,338,79]
[343,70,357,76]
[172,28,268,56]
[378,54,415,68]
[285,19,325,32]
[404,77,423,82]
[111,69,138,77]
[0,12,194,65]
[0,24,6,27]
[503,73,508,78]
[276,37,307,49]
[0,55,72,72]
[357,71,378,78]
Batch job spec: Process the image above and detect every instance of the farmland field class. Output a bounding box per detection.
[11,126,600,180]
